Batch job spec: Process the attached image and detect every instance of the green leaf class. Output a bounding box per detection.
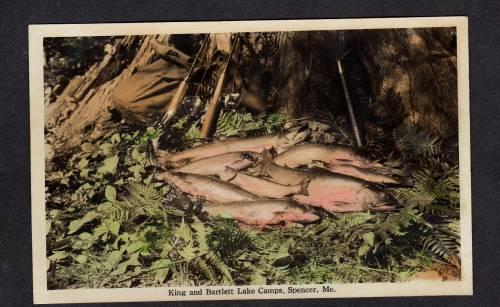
[152,259,171,284]
[218,212,234,219]
[143,174,153,185]
[79,232,94,240]
[48,251,69,262]
[112,253,141,275]
[174,221,193,242]
[126,241,146,254]
[67,211,100,234]
[46,220,52,235]
[99,143,114,156]
[74,254,88,264]
[179,243,197,260]
[105,250,123,269]
[250,272,267,285]
[362,232,375,247]
[358,243,371,257]
[105,185,117,202]
[79,168,89,178]
[110,133,121,145]
[77,158,89,169]
[98,155,119,174]
[128,165,145,179]
[109,220,120,236]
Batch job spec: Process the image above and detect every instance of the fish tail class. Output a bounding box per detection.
[154,170,172,182]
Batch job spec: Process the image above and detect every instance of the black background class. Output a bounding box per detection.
[1,0,499,306]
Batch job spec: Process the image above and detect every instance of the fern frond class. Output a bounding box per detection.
[97,183,164,225]
[394,125,441,159]
[194,258,217,282]
[206,252,233,284]
[422,230,460,268]
[209,219,254,258]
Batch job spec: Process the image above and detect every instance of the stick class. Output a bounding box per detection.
[161,34,210,125]
[200,35,239,138]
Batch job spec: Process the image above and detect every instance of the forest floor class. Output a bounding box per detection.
[45,109,461,289]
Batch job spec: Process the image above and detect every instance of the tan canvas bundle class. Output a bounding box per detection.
[111,48,192,125]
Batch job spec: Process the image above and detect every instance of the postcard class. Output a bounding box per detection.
[29,17,471,304]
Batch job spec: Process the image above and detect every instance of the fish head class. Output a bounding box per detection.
[281,204,321,223]
[278,125,311,147]
[357,188,397,211]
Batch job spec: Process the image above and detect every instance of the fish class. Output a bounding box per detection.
[328,164,401,185]
[203,199,320,226]
[156,125,310,165]
[257,150,397,213]
[273,143,381,169]
[175,151,258,176]
[292,173,397,213]
[155,171,260,203]
[218,167,303,198]
[255,150,312,186]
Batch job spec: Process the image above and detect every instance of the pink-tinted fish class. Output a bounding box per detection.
[156,126,310,165]
[218,167,303,198]
[257,150,396,213]
[274,143,382,169]
[175,152,258,176]
[203,199,320,226]
[254,150,312,186]
[293,173,397,213]
[155,171,260,203]
[328,164,401,185]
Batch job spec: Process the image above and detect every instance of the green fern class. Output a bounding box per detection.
[353,207,423,245]
[422,229,460,267]
[394,125,440,159]
[394,164,459,214]
[194,257,217,282]
[205,252,233,284]
[208,219,254,259]
[215,110,286,137]
[97,183,164,225]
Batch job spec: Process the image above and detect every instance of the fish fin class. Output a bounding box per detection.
[219,166,238,181]
[155,149,175,166]
[292,194,312,204]
[372,203,398,211]
[334,158,355,163]
[254,149,273,176]
[334,201,351,206]
[297,178,312,195]
[174,158,191,168]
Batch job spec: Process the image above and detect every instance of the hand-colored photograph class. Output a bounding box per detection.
[29,18,472,303]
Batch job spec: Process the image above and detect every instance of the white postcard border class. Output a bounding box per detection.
[29,16,472,304]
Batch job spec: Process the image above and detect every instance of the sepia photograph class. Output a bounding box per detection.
[29,17,471,303]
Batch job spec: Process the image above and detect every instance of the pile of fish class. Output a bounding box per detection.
[155,127,403,227]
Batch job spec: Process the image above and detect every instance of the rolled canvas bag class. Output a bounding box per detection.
[111,47,192,125]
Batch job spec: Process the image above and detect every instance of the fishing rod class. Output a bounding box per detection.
[161,34,211,125]
[200,35,240,138]
[337,55,364,147]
